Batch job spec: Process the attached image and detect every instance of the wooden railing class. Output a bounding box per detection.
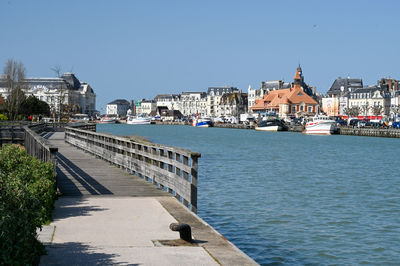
[0,123,26,145]
[64,126,201,213]
[68,122,96,132]
[23,125,58,176]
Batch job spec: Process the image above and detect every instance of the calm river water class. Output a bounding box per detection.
[98,124,400,265]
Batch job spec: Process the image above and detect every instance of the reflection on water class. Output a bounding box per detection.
[98,124,400,265]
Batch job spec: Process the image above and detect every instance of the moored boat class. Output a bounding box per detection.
[255,118,288,131]
[303,115,337,135]
[192,117,213,127]
[98,116,117,124]
[127,115,151,125]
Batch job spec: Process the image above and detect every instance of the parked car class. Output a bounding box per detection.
[392,122,400,128]
[336,119,347,126]
[358,120,371,128]
[348,119,359,126]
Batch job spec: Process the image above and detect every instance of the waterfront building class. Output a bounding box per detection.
[251,67,319,118]
[154,94,181,112]
[0,72,96,115]
[321,77,363,117]
[149,106,183,121]
[135,99,156,115]
[348,85,391,119]
[326,77,363,97]
[219,92,248,119]
[106,99,131,117]
[248,81,291,112]
[206,86,239,117]
[180,91,207,117]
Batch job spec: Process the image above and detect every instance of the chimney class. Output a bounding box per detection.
[261,81,266,89]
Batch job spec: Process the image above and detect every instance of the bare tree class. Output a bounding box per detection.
[51,66,68,121]
[343,107,352,118]
[371,105,383,119]
[360,104,370,118]
[3,59,27,120]
[345,106,361,118]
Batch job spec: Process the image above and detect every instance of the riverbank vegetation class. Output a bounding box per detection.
[0,144,56,265]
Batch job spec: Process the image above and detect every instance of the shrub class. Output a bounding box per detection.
[0,113,8,121]
[0,144,56,265]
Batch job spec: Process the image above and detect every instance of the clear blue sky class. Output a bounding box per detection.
[1,0,399,112]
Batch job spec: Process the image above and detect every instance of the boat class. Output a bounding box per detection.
[69,114,90,123]
[192,117,213,127]
[98,116,116,124]
[126,115,151,125]
[255,118,288,131]
[303,115,337,135]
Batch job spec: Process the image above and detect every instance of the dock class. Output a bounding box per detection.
[37,128,257,265]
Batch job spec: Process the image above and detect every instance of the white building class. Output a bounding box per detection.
[154,94,181,111]
[135,99,156,115]
[180,92,207,116]
[106,99,131,117]
[247,85,256,112]
[219,92,248,119]
[206,87,239,117]
[0,72,96,115]
[348,86,391,118]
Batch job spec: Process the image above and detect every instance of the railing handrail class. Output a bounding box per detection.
[65,126,201,157]
[64,125,201,212]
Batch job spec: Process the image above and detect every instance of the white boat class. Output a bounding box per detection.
[304,115,337,135]
[127,115,151,125]
[99,116,116,124]
[69,114,90,123]
[255,118,288,131]
[192,117,213,127]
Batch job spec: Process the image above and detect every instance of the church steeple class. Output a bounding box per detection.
[294,64,303,85]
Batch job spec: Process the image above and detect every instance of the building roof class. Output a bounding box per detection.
[207,87,238,95]
[108,99,130,105]
[154,94,180,100]
[327,77,363,96]
[251,84,317,111]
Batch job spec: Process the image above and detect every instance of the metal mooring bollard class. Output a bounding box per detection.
[169,223,192,242]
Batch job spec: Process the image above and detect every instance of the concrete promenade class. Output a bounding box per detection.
[39,132,257,265]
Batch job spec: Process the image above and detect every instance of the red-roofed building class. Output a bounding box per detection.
[250,66,319,118]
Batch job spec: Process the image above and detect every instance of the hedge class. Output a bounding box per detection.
[0,144,56,265]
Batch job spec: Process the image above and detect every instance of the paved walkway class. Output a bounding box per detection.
[39,132,257,265]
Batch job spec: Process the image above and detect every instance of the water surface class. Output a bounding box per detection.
[98,124,400,265]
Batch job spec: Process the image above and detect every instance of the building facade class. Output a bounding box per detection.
[321,77,364,117]
[219,92,248,119]
[154,94,181,111]
[180,92,207,116]
[135,99,156,115]
[0,72,96,115]
[251,67,319,118]
[348,86,391,118]
[106,99,131,117]
[206,87,239,117]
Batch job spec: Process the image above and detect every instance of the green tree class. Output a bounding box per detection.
[20,95,51,116]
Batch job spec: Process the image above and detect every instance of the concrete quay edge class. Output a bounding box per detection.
[157,197,259,266]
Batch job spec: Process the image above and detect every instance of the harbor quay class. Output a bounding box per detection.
[0,123,257,265]
[137,120,400,138]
